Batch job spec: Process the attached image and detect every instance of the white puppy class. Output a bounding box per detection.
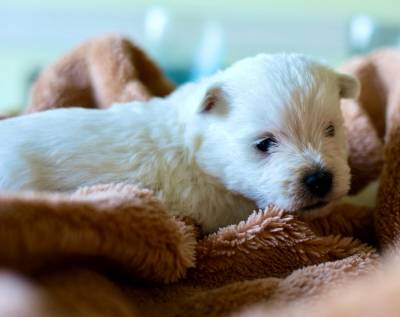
[0,54,359,233]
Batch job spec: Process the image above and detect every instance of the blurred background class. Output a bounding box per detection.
[1,0,399,115]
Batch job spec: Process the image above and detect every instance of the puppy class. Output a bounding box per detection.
[0,54,359,233]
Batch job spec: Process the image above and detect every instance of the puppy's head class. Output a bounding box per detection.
[194,54,360,216]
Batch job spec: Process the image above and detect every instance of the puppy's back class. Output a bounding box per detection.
[0,106,148,191]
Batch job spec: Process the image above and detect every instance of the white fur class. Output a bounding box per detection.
[0,54,359,232]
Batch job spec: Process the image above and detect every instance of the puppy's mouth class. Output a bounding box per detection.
[300,201,329,211]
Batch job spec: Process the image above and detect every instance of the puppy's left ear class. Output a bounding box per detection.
[199,86,229,115]
[337,73,360,99]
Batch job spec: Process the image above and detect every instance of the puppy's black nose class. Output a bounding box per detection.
[303,170,333,198]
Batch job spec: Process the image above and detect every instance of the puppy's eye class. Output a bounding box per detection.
[255,137,277,153]
[325,124,335,137]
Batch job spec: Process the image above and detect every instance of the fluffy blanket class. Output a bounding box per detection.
[1,35,400,317]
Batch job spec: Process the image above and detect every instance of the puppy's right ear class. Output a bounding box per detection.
[337,73,360,99]
[199,86,229,115]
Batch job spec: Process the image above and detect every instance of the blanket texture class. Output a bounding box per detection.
[2,35,400,317]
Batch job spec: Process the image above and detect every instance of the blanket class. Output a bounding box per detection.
[2,35,400,317]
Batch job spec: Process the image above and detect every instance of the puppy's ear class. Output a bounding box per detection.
[199,86,229,115]
[337,73,360,99]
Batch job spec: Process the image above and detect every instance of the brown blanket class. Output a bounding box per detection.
[1,35,400,317]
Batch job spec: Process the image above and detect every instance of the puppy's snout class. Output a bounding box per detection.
[303,170,333,198]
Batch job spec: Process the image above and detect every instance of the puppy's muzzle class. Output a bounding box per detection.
[303,169,333,198]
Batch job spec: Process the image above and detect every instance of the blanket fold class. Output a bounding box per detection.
[0,184,196,284]
[28,34,175,112]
